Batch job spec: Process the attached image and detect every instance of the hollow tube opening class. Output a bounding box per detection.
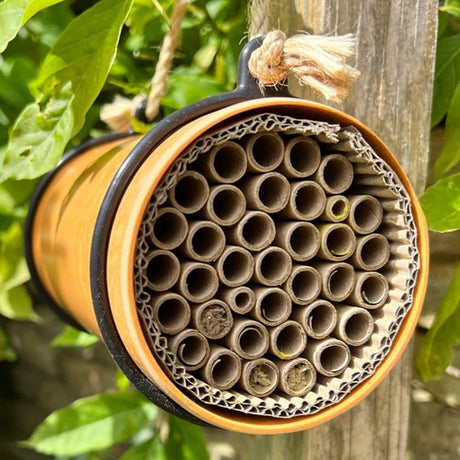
[151,208,188,249]
[171,172,209,213]
[212,143,247,183]
[146,252,179,291]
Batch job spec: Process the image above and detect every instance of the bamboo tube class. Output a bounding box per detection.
[215,246,255,287]
[168,171,209,214]
[333,305,375,346]
[320,195,350,222]
[313,154,354,194]
[244,131,285,172]
[312,261,356,302]
[351,233,391,271]
[150,293,191,335]
[227,211,275,251]
[253,247,292,286]
[196,141,247,183]
[241,172,290,213]
[280,136,321,178]
[347,195,384,234]
[283,265,321,305]
[144,250,180,292]
[304,338,351,377]
[219,286,256,314]
[317,223,357,262]
[201,184,246,227]
[168,329,210,371]
[281,181,327,221]
[149,207,188,250]
[239,358,279,397]
[223,318,269,359]
[291,299,337,339]
[275,357,317,396]
[176,262,218,302]
[180,221,226,262]
[269,320,307,360]
[199,345,242,390]
[348,271,389,309]
[190,300,233,340]
[274,221,320,262]
[250,287,292,326]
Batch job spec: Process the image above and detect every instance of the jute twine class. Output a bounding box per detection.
[101,0,359,132]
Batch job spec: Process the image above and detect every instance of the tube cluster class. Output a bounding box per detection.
[142,132,390,398]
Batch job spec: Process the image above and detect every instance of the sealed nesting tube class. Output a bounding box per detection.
[149,207,188,250]
[313,153,354,194]
[177,262,218,302]
[223,318,269,359]
[349,271,389,309]
[281,181,327,221]
[275,357,317,396]
[144,250,180,292]
[244,131,284,172]
[347,195,384,234]
[291,299,337,339]
[202,184,246,226]
[317,223,357,262]
[199,345,242,391]
[269,320,308,360]
[190,300,233,340]
[168,171,209,214]
[274,222,320,262]
[241,172,290,213]
[180,221,225,262]
[312,261,356,302]
[280,136,321,178]
[253,247,292,286]
[168,329,210,371]
[227,210,275,251]
[196,141,247,183]
[284,265,321,305]
[239,358,279,397]
[219,286,255,314]
[304,338,351,377]
[150,293,191,335]
[351,233,390,271]
[320,195,350,223]
[215,246,254,287]
[333,305,374,346]
[250,287,292,326]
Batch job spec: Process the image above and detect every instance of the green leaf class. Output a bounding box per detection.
[0,0,64,54]
[119,435,167,460]
[165,416,209,460]
[0,283,35,320]
[442,1,460,19]
[51,326,98,347]
[116,369,131,392]
[431,35,460,128]
[1,0,133,182]
[416,262,460,380]
[420,170,460,231]
[0,327,16,361]
[23,391,158,456]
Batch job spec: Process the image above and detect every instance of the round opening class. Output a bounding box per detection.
[210,353,240,388]
[326,265,354,300]
[288,138,320,176]
[185,266,217,301]
[352,197,383,233]
[320,345,349,375]
[235,291,252,310]
[258,175,289,211]
[239,326,267,358]
[260,290,291,324]
[191,225,224,260]
[274,324,305,357]
[285,362,315,394]
[325,226,355,258]
[289,224,319,260]
[146,252,179,290]
[330,197,348,220]
[247,362,278,395]
[212,143,246,182]
[322,156,353,193]
[361,275,388,306]
[294,183,326,219]
[198,304,231,338]
[241,213,275,250]
[344,311,373,343]
[156,296,189,333]
[172,173,208,212]
[211,188,245,224]
[259,249,291,284]
[291,269,320,302]
[221,249,253,285]
[360,235,390,269]
[152,209,187,249]
[308,303,336,337]
[177,335,208,367]
[250,133,283,170]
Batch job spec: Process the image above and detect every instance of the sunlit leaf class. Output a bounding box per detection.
[0,327,16,361]
[165,416,209,460]
[119,435,166,460]
[116,369,131,392]
[52,326,98,347]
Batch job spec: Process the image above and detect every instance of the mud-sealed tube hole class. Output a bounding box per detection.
[315,154,354,194]
[269,321,307,359]
[245,132,284,172]
[224,319,269,359]
[204,142,247,183]
[205,185,246,226]
[150,207,188,250]
[145,250,180,291]
[276,357,317,396]
[285,181,327,220]
[282,136,321,178]
[201,346,242,390]
[231,211,275,251]
[335,306,374,346]
[216,246,254,287]
[185,221,225,262]
[178,263,218,302]
[168,329,210,371]
[240,358,279,397]
[352,233,390,270]
[152,293,190,335]
[169,171,209,213]
[253,247,292,286]
[348,195,383,234]
[285,266,321,305]
[318,224,356,261]
[252,288,292,326]
[191,300,233,339]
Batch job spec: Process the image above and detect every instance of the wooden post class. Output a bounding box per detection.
[204,1,437,458]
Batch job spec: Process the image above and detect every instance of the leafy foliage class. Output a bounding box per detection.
[52,325,99,347]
